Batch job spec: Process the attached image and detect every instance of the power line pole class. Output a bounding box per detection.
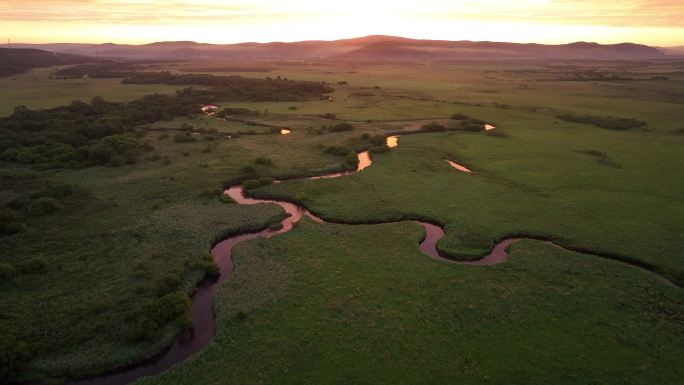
[7,39,11,49]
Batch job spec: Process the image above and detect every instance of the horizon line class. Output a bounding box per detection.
[7,34,683,48]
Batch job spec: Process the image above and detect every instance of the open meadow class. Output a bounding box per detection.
[1,58,683,384]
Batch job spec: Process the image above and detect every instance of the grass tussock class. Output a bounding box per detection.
[557,114,647,130]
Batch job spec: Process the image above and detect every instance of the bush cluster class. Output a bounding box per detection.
[324,146,352,156]
[122,72,334,102]
[420,122,447,132]
[243,177,275,190]
[254,157,274,166]
[556,114,647,130]
[451,113,470,120]
[127,291,191,342]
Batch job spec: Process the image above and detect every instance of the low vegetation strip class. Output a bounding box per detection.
[556,114,647,130]
[0,48,94,77]
[122,72,334,101]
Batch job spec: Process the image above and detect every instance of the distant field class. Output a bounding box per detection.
[1,59,683,384]
[0,67,184,116]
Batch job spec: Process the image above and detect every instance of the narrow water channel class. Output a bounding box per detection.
[68,133,677,385]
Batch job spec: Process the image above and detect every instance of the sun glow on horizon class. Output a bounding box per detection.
[1,0,683,46]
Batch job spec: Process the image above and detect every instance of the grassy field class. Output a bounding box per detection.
[139,221,684,385]
[0,128,353,381]
[1,59,683,383]
[255,117,684,284]
[0,67,184,117]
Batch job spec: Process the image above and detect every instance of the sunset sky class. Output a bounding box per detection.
[1,0,683,46]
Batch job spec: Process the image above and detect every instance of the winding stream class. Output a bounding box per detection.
[69,134,678,385]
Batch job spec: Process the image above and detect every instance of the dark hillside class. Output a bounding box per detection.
[13,36,666,61]
[0,48,95,77]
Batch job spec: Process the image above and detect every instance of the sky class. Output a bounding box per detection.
[1,0,683,46]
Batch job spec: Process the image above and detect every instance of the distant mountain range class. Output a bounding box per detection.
[11,35,669,61]
[659,46,684,56]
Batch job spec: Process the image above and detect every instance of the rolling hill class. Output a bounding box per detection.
[0,48,95,76]
[12,36,665,61]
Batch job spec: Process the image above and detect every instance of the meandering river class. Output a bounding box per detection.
[69,133,677,385]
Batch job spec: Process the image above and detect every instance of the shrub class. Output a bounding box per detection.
[108,156,124,167]
[254,157,274,166]
[421,122,447,132]
[324,146,352,156]
[0,208,24,236]
[345,152,359,166]
[0,264,17,282]
[0,170,37,180]
[201,254,220,277]
[127,291,191,342]
[451,113,469,120]
[0,222,24,236]
[158,133,170,140]
[318,113,337,119]
[361,133,370,140]
[460,123,483,132]
[241,165,257,175]
[258,177,275,186]
[578,149,621,168]
[27,197,62,216]
[370,145,391,154]
[0,335,28,382]
[174,132,196,143]
[27,183,78,202]
[330,122,354,132]
[307,127,325,135]
[556,114,647,130]
[243,177,275,190]
[87,143,116,165]
[579,149,607,158]
[17,257,48,274]
[370,135,386,146]
[289,106,298,110]
[219,194,235,204]
[83,117,124,139]
[294,192,312,202]
[242,179,261,190]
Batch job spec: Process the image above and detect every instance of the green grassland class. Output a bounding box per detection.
[255,117,684,283]
[0,67,185,117]
[1,59,683,383]
[139,221,684,385]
